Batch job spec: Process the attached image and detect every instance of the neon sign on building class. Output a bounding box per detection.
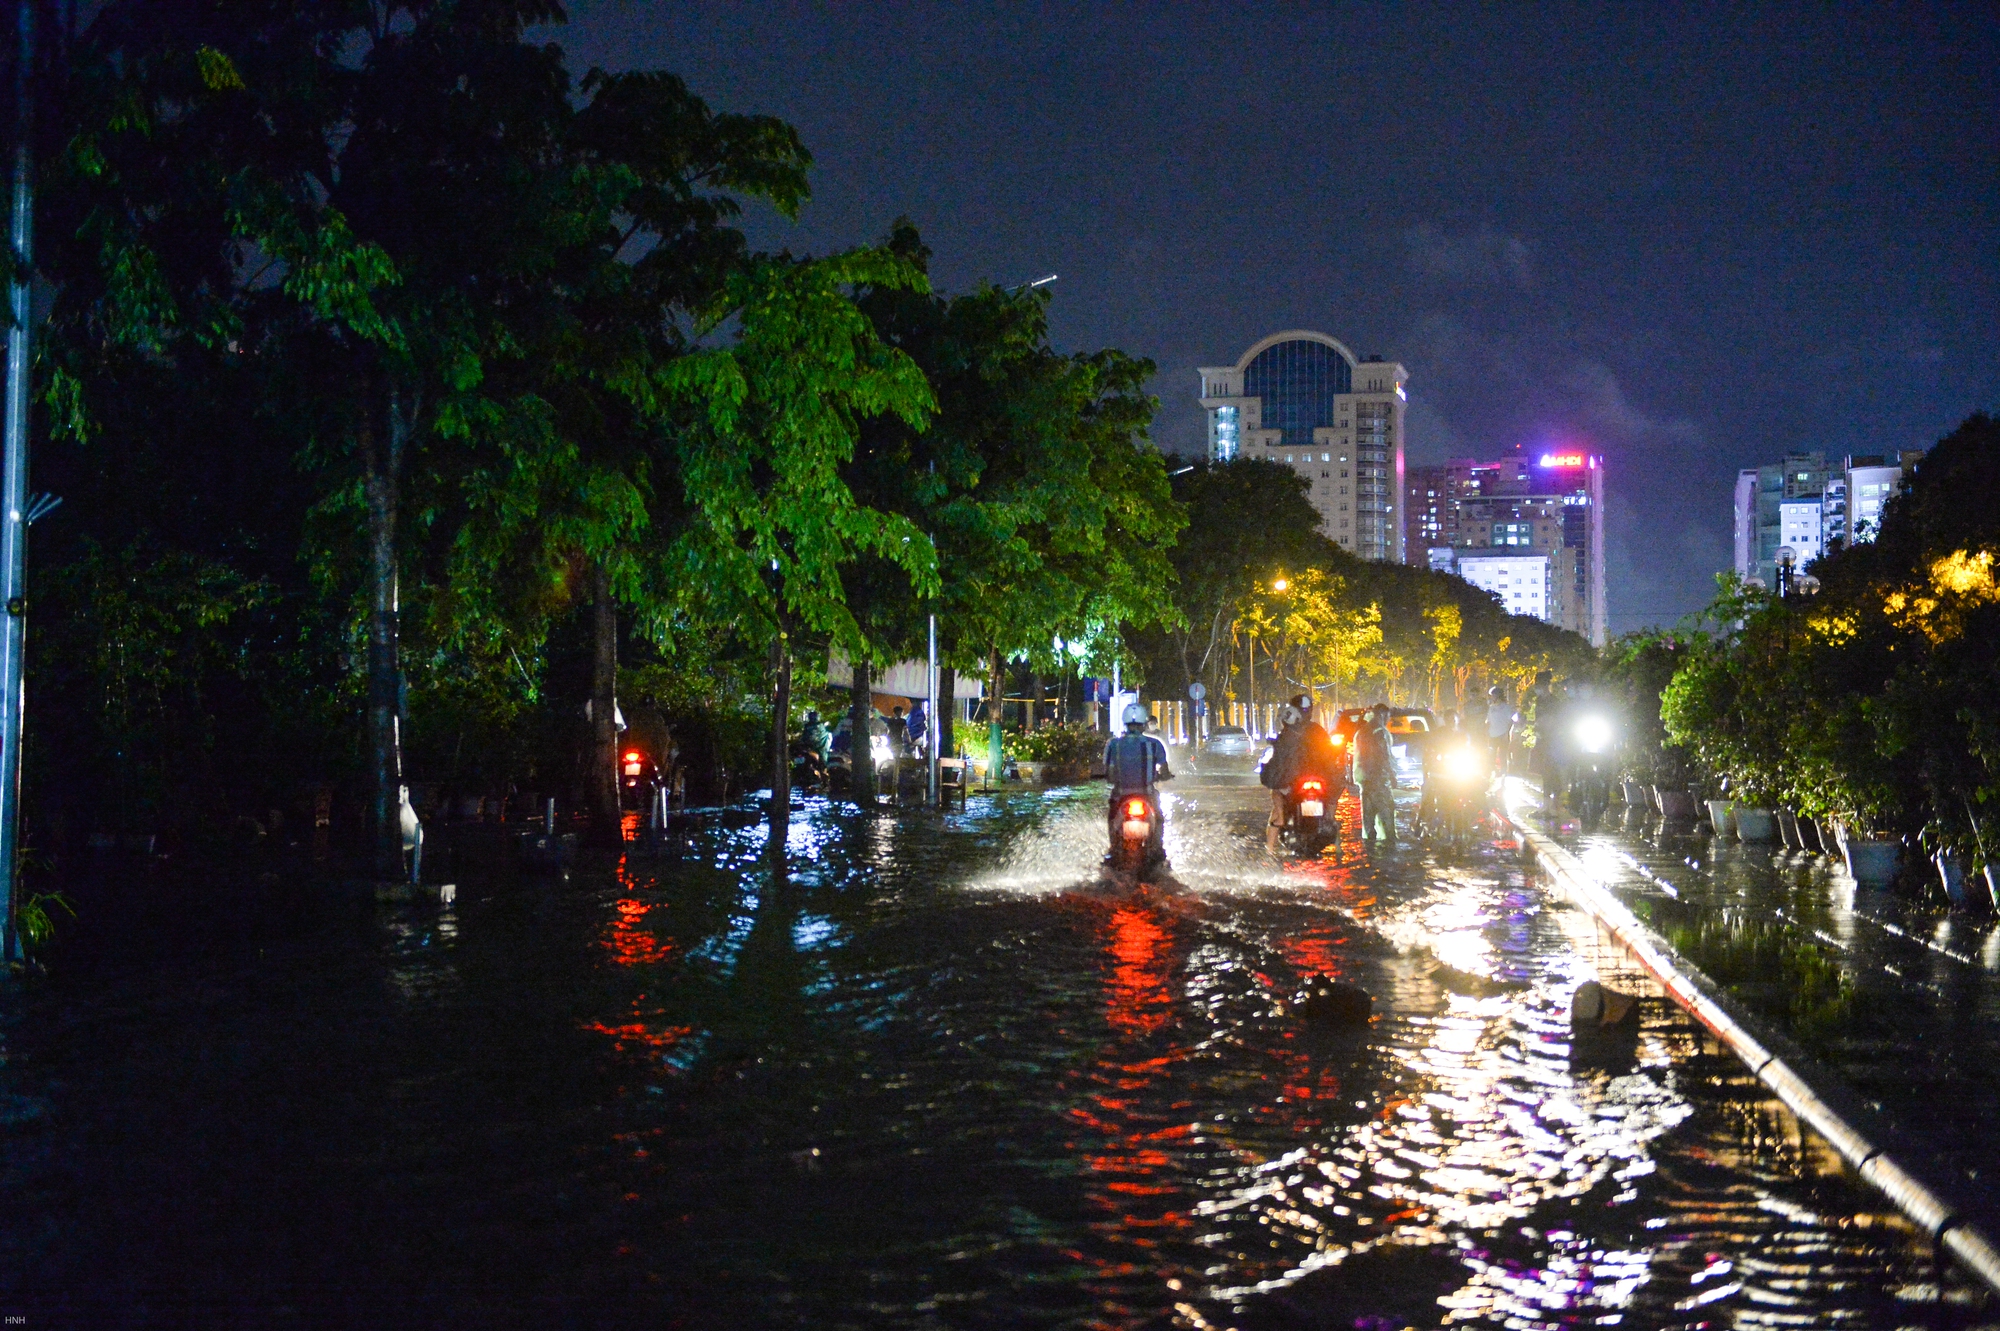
[1538,452,1588,468]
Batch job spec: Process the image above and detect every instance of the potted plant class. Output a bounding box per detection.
[1703,792,1736,838]
[1834,818,1902,889]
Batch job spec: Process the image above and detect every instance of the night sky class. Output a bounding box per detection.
[552,2,1999,636]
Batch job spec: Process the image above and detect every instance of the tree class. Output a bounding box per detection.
[428,67,812,839]
[664,249,936,859]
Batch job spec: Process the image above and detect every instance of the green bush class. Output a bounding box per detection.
[1005,722,1103,769]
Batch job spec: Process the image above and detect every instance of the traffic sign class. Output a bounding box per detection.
[1187,682,1206,701]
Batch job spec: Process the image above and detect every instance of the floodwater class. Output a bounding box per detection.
[1566,803,2000,1245]
[1,771,1992,1329]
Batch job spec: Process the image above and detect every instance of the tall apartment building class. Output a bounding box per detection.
[1732,452,1831,587]
[1731,449,1924,585]
[1405,449,1606,645]
[1198,331,1407,561]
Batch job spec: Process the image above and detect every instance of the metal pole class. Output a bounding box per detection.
[0,0,34,965]
[926,613,939,805]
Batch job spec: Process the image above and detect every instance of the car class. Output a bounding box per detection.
[1331,707,1437,786]
[1201,724,1256,759]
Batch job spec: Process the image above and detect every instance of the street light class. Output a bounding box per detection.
[1271,576,1288,593]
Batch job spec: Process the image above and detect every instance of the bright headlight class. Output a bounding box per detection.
[1574,714,1612,754]
[1446,746,1482,779]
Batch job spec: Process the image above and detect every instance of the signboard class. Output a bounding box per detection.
[1538,452,1588,468]
[1187,682,1206,701]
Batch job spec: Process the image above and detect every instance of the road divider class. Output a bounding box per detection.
[1504,804,2000,1296]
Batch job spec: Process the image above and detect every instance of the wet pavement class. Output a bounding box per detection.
[2,770,1994,1329]
[1559,800,2000,1245]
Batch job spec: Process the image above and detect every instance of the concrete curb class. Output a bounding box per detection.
[1506,811,2000,1296]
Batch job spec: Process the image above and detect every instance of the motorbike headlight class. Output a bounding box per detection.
[1574,714,1612,754]
[1447,746,1481,779]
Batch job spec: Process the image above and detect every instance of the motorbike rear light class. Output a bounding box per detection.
[1301,780,1323,795]
[624,751,640,763]
[1331,733,1345,746]
[1125,797,1148,817]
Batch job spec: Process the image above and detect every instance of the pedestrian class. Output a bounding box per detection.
[1355,702,1397,846]
[906,700,928,757]
[1484,685,1517,773]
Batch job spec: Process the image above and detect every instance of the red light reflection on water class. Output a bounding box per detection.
[1104,906,1173,1036]
[599,897,676,968]
[1064,895,1198,1302]
[585,1017,693,1056]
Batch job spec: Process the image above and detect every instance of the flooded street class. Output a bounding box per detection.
[2,774,1993,1328]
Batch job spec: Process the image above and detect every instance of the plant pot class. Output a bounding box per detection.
[1015,760,1046,784]
[1775,808,1802,849]
[1655,788,1698,821]
[1936,852,1982,910]
[1621,779,1649,808]
[1839,833,1901,889]
[1704,799,1735,837]
[1734,808,1777,843]
[1797,817,1825,854]
[1817,819,1840,856]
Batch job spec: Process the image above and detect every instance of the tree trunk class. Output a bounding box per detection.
[1029,671,1044,732]
[849,657,875,804]
[938,666,955,757]
[769,633,791,863]
[587,562,621,845]
[363,399,405,881]
[987,648,1005,781]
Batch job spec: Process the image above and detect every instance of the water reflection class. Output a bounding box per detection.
[2,778,1988,1328]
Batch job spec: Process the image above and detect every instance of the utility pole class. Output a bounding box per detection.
[0,0,35,964]
[926,614,939,805]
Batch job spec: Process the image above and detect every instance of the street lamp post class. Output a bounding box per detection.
[0,0,36,964]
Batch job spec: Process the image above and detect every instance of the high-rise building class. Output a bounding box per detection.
[1198,331,1408,561]
[1405,449,1606,645]
[1729,449,1924,585]
[1845,452,1924,544]
[1732,452,1830,586]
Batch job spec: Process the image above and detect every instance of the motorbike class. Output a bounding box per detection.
[1568,712,1614,830]
[1109,791,1165,873]
[791,745,829,793]
[1284,774,1336,851]
[1424,738,1488,843]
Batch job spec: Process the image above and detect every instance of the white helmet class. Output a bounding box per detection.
[1280,705,1303,727]
[1122,701,1151,728]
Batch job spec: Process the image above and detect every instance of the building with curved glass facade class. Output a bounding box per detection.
[1198,331,1407,561]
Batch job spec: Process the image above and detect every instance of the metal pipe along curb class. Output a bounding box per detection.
[1507,814,2000,1297]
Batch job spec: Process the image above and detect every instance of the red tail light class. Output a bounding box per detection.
[1331,733,1345,746]
[1125,798,1148,817]
[1301,780,1323,795]
[624,751,640,763]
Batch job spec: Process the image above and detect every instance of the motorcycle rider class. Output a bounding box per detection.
[796,709,831,788]
[1262,704,1307,851]
[1103,701,1174,864]
[1417,708,1462,831]
[1264,692,1343,852]
[1354,702,1397,846]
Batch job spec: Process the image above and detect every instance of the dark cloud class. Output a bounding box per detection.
[1404,224,1537,290]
